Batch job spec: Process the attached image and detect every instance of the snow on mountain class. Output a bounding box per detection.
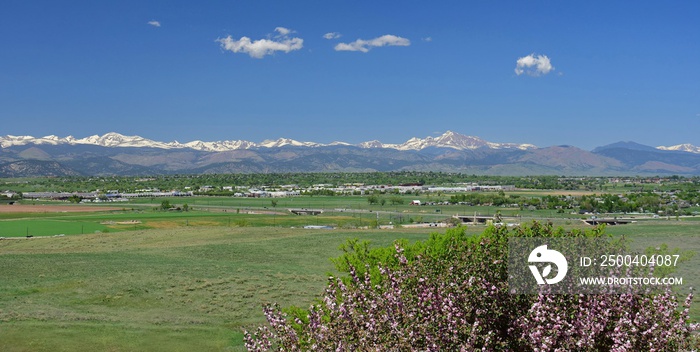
[397,131,487,150]
[0,131,536,152]
[487,142,538,150]
[179,140,257,152]
[74,132,174,149]
[432,131,488,149]
[358,140,385,148]
[0,136,27,147]
[657,144,700,154]
[0,134,75,147]
[389,131,536,151]
[259,138,320,148]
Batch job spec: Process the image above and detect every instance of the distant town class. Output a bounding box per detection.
[2,174,698,217]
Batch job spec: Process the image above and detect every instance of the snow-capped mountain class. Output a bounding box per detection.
[258,138,321,148]
[0,131,537,152]
[0,132,170,149]
[78,132,175,149]
[358,140,385,149]
[393,131,536,151]
[0,134,76,147]
[657,144,700,154]
[5,131,698,154]
[3,133,700,177]
[179,140,257,152]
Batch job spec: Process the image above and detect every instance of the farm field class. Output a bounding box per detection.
[5,193,672,238]
[0,204,123,213]
[1,199,699,351]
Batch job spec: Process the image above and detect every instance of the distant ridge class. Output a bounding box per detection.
[2,132,699,155]
[0,131,537,152]
[592,141,660,153]
[594,141,700,155]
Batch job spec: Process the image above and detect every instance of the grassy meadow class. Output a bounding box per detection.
[0,224,452,351]
[1,196,699,351]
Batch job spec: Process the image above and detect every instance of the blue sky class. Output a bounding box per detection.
[1,1,698,150]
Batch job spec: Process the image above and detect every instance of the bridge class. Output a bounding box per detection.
[453,215,495,224]
[582,218,635,226]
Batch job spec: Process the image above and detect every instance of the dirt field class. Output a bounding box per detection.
[0,204,120,213]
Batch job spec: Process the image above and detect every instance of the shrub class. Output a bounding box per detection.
[244,223,698,351]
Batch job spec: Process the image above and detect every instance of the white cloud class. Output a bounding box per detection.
[334,34,410,53]
[216,28,303,59]
[274,27,291,36]
[515,53,554,76]
[422,37,433,42]
[323,32,341,40]
[148,20,161,27]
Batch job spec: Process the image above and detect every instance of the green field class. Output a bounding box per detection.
[1,198,699,351]
[0,225,461,351]
[2,194,620,238]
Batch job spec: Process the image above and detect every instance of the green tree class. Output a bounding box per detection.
[68,195,82,203]
[160,200,172,211]
[389,196,404,205]
[367,195,379,205]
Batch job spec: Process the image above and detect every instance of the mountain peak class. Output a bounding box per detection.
[440,130,459,138]
[259,138,319,148]
[592,141,658,153]
[400,131,535,151]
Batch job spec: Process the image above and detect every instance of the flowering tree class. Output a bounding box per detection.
[245,223,698,351]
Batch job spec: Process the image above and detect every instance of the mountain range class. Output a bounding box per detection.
[1,131,699,177]
[0,131,538,152]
